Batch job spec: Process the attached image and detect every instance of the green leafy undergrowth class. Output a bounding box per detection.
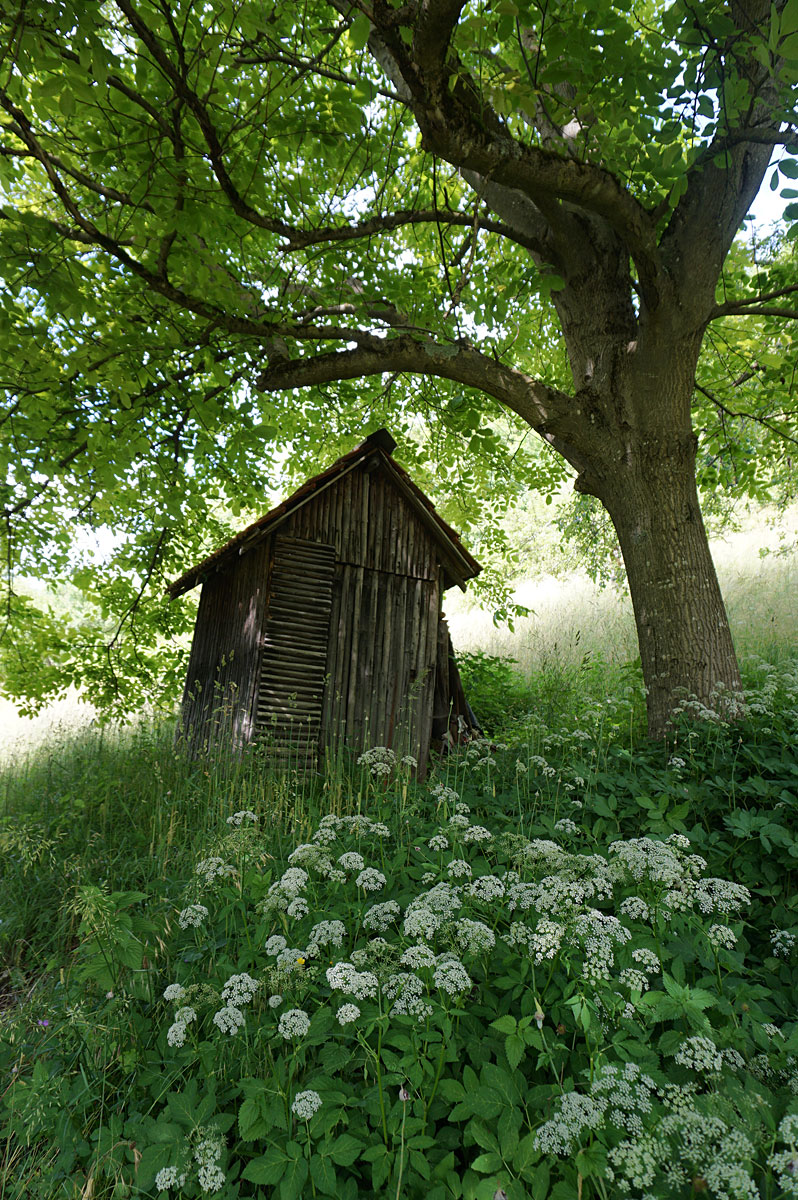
[5,736,798,1199]
[2,655,798,1198]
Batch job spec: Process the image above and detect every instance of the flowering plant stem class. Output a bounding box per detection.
[375,1023,389,1145]
[394,1099,407,1200]
[422,1038,448,1127]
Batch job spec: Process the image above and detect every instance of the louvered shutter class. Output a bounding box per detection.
[255,536,335,768]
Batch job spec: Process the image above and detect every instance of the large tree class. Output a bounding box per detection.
[0,0,797,733]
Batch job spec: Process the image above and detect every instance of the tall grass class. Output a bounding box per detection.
[447,504,798,687]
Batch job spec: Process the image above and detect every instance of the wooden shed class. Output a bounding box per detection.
[168,429,481,773]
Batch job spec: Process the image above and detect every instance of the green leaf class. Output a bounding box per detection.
[242,1147,289,1185]
[349,13,371,49]
[505,1033,525,1069]
[279,1154,309,1200]
[329,1133,361,1167]
[471,1151,503,1173]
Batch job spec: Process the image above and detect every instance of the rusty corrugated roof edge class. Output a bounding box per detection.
[167,429,482,599]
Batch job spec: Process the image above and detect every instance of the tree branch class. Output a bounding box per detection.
[254,332,598,469]
[413,0,467,76]
[357,5,662,303]
[114,0,297,241]
[695,382,798,448]
[280,206,546,254]
[712,281,798,318]
[0,119,156,211]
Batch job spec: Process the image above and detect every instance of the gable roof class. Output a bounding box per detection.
[167,430,482,599]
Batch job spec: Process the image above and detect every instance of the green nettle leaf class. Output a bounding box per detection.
[242,1147,289,1185]
[505,1032,526,1068]
[329,1133,361,1167]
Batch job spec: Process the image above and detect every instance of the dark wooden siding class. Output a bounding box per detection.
[320,564,440,765]
[282,464,440,579]
[180,537,272,751]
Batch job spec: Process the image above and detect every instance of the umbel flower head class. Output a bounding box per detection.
[291,1090,322,1120]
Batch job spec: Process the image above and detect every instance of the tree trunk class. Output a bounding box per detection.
[594,434,743,738]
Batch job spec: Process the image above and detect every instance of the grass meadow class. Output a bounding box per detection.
[1,507,798,1200]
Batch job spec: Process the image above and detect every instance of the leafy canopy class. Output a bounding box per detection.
[0,0,796,712]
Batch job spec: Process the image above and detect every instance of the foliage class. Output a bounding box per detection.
[455,651,536,734]
[2,653,798,1198]
[0,0,797,721]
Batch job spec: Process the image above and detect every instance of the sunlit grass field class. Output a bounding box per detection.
[446,502,798,679]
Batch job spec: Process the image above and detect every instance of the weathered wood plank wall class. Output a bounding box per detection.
[276,464,442,767]
[180,538,271,751]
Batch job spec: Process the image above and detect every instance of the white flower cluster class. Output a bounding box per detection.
[363,901,401,932]
[536,1063,656,1156]
[454,918,495,955]
[338,851,365,872]
[619,895,650,921]
[221,973,259,1005]
[433,956,472,996]
[768,1113,798,1197]
[287,842,334,872]
[536,1092,606,1155]
[356,745,396,777]
[226,809,257,826]
[326,961,379,1000]
[336,1002,360,1025]
[178,903,209,930]
[210,972,259,1036]
[194,1128,226,1194]
[447,858,472,879]
[167,1021,188,1048]
[291,1089,322,1120]
[607,1107,758,1199]
[383,971,432,1020]
[259,866,309,915]
[772,928,796,958]
[165,984,198,1047]
[553,818,580,835]
[430,782,460,807]
[631,947,660,973]
[428,833,449,851]
[469,875,505,902]
[355,867,386,892]
[195,857,236,884]
[400,943,437,969]
[154,1166,187,1192]
[674,1035,724,1073]
[212,1004,245,1035]
[307,919,347,949]
[462,824,492,844]
[277,1008,311,1040]
[707,923,738,951]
